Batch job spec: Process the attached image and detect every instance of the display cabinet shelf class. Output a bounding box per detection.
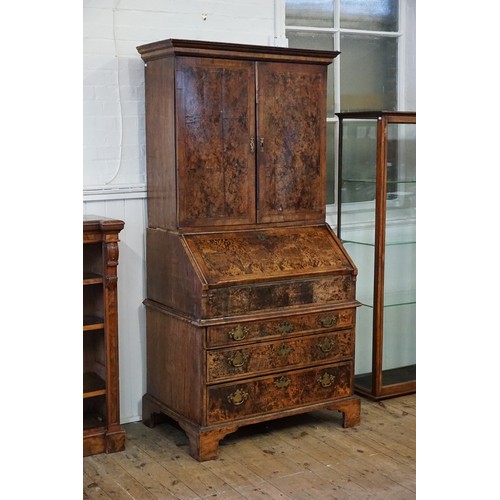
[337,111,416,401]
[355,364,416,393]
[342,236,416,246]
[357,289,416,309]
[342,178,416,183]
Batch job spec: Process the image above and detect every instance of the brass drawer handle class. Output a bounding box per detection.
[275,343,294,357]
[276,321,294,334]
[228,325,249,341]
[227,350,248,368]
[227,388,249,406]
[319,315,338,328]
[274,375,291,390]
[318,372,335,388]
[317,338,336,353]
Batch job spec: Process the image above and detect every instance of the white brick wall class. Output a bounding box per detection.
[83,0,279,190]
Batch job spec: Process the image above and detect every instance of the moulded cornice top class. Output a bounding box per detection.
[136,38,339,65]
[83,215,125,233]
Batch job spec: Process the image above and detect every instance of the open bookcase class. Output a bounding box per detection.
[83,216,125,455]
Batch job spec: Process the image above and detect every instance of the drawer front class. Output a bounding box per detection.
[207,308,355,348]
[206,361,352,424]
[207,329,354,382]
[203,275,355,318]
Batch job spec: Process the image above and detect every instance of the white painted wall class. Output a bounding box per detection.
[402,0,416,111]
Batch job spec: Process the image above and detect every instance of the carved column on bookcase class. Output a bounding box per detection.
[102,236,122,447]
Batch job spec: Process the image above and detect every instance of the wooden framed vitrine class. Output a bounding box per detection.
[83,216,126,455]
[336,111,416,400]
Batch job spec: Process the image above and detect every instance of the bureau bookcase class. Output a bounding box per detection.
[137,39,361,461]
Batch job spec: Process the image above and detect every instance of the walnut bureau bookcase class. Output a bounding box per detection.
[137,39,361,461]
[83,216,125,456]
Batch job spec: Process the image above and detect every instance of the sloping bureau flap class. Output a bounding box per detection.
[182,225,355,288]
[147,224,358,320]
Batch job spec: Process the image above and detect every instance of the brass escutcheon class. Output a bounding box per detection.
[317,338,335,353]
[227,388,249,406]
[277,321,294,334]
[318,372,335,388]
[250,136,255,153]
[227,350,248,368]
[319,315,338,328]
[275,343,294,357]
[274,375,291,390]
[228,325,249,341]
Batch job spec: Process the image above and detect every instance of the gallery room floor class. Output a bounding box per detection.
[84,394,415,499]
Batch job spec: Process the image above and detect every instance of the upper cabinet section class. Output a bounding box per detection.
[137,39,338,231]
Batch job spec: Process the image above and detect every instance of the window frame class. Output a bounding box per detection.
[284,0,409,226]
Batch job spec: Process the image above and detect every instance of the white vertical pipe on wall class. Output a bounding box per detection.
[274,0,288,46]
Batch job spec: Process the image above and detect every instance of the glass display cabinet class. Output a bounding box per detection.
[336,111,416,400]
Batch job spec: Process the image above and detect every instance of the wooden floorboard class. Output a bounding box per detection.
[84,395,416,499]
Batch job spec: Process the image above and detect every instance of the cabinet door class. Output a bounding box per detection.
[257,62,327,223]
[176,57,256,227]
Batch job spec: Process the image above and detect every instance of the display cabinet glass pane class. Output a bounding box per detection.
[340,34,398,111]
[353,301,374,391]
[285,0,334,28]
[382,122,416,386]
[381,303,416,386]
[340,0,399,31]
[386,123,416,221]
[340,116,377,387]
[287,30,335,117]
[339,118,377,206]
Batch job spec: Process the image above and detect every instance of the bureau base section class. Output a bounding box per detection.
[142,392,360,462]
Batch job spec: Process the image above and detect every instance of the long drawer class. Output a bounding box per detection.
[207,308,355,348]
[206,361,352,424]
[203,275,355,318]
[207,329,354,382]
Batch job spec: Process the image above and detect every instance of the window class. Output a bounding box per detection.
[285,0,403,206]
